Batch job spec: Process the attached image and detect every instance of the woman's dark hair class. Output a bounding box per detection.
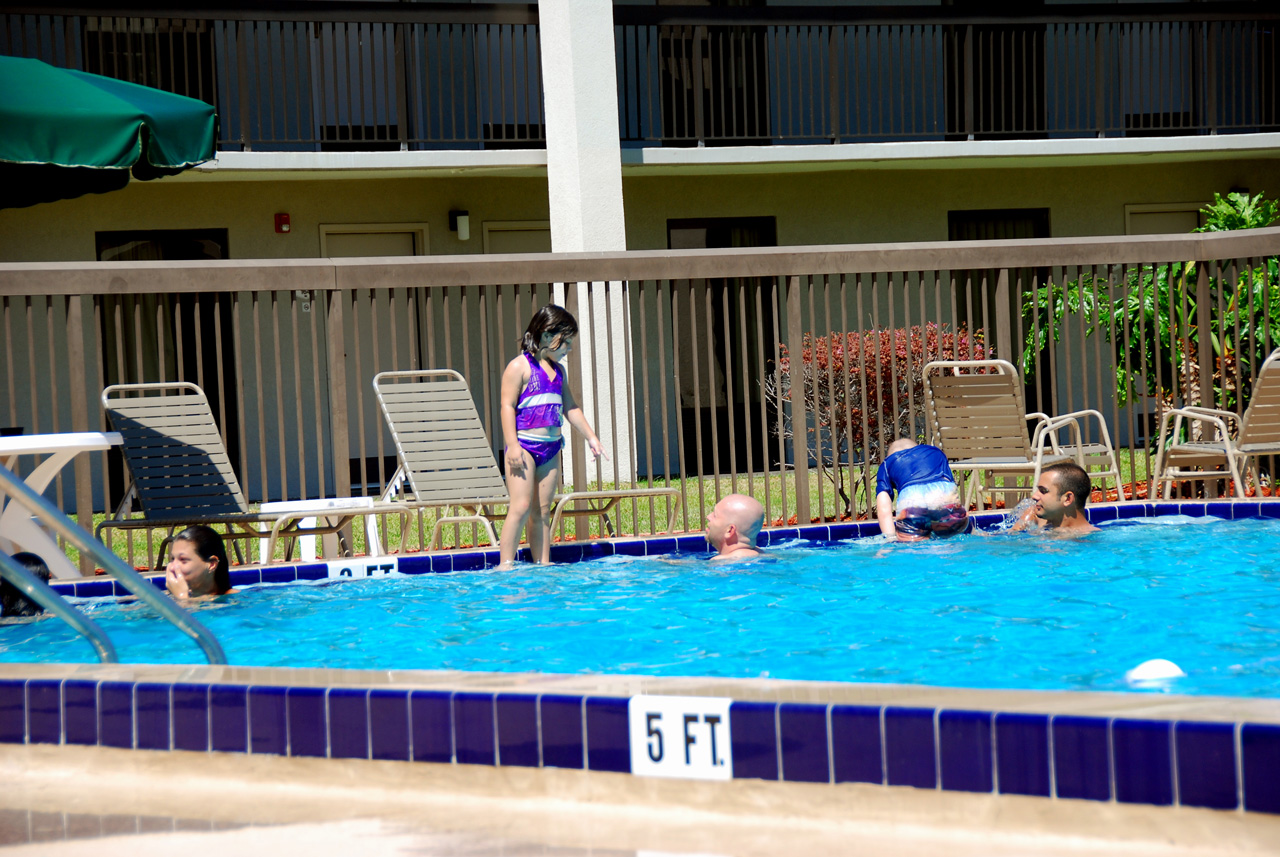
[173,525,231,594]
[1,552,51,618]
[521,304,578,355]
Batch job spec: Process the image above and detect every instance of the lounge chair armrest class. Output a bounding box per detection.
[1051,408,1118,451]
[1174,405,1240,429]
[1031,414,1086,464]
[1156,407,1237,452]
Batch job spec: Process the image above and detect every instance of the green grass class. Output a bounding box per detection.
[64,448,1159,573]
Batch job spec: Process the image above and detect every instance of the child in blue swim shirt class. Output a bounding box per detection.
[875,438,969,541]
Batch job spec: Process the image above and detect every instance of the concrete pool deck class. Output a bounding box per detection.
[1,741,1278,856]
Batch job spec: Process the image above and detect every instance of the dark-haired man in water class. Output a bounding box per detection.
[1013,462,1099,536]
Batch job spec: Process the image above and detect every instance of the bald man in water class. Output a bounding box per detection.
[706,493,766,561]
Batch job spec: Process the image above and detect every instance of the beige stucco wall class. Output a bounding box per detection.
[623,157,1280,247]
[0,175,552,262]
[3,156,1280,263]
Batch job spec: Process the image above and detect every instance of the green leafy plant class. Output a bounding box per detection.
[1020,192,1280,424]
[1194,191,1280,233]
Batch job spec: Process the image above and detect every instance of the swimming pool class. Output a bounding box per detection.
[6,513,1279,698]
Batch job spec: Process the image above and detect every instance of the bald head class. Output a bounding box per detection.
[706,493,765,557]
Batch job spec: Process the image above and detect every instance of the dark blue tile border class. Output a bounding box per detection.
[369,689,410,762]
[26,680,61,745]
[1113,719,1174,807]
[730,700,778,781]
[0,680,23,743]
[248,686,287,756]
[779,703,829,784]
[62,680,97,747]
[210,685,248,753]
[286,687,327,758]
[1053,715,1110,802]
[172,684,209,753]
[995,713,1050,797]
[938,709,992,793]
[1242,723,1280,814]
[328,688,369,760]
[831,705,882,784]
[98,682,133,749]
[1175,721,1237,810]
[884,707,936,789]
[410,690,452,764]
[453,692,495,766]
[134,683,171,751]
[539,695,584,770]
[495,694,539,768]
[585,696,630,774]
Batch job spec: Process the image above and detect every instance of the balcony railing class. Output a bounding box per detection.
[615,3,1280,145]
[0,2,544,151]
[2,228,1278,570]
[2,3,1276,151]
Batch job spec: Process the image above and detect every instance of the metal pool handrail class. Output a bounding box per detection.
[0,552,117,663]
[0,466,227,665]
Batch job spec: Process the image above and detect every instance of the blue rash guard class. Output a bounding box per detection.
[875,444,956,498]
[875,445,968,538]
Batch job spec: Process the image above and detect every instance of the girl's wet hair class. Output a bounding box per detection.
[521,304,578,355]
[173,524,232,594]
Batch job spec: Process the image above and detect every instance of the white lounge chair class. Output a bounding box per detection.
[923,359,1126,506]
[373,369,680,549]
[1153,348,1280,499]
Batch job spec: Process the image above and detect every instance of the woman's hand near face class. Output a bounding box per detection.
[165,562,191,599]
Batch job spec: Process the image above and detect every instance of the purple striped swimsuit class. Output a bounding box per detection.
[513,353,565,467]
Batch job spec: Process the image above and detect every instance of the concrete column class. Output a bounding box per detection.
[539,0,633,484]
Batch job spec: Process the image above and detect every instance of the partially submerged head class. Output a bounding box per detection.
[521,304,579,356]
[167,525,231,596]
[1034,462,1091,526]
[706,493,765,557]
[1,552,51,617]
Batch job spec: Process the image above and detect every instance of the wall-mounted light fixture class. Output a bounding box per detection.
[449,209,470,242]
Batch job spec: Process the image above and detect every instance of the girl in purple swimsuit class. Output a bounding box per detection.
[498,305,607,566]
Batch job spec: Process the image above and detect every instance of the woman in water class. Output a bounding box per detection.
[165,524,233,598]
[498,305,606,566]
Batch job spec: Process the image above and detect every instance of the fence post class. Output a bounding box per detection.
[1196,262,1214,408]
[786,275,810,524]
[65,296,95,576]
[995,267,1012,362]
[325,290,354,546]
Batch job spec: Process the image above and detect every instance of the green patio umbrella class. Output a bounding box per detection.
[0,55,216,209]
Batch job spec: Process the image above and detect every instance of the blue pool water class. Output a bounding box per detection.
[3,517,1279,697]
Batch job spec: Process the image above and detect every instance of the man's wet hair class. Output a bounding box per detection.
[1044,462,1092,510]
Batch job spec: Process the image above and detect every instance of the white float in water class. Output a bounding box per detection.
[1126,658,1187,684]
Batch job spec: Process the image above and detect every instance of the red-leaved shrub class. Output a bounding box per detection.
[764,323,986,516]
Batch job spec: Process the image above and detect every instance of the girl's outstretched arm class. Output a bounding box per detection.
[561,379,607,460]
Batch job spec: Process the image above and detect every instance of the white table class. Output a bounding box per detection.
[0,432,123,579]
